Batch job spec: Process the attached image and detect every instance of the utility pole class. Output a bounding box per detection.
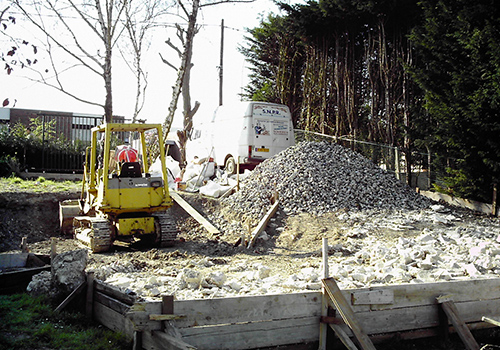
[219,19,224,106]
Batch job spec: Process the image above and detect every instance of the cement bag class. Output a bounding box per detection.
[200,180,226,198]
[183,163,201,182]
[200,161,215,179]
[149,157,162,177]
[149,156,180,187]
[165,156,181,179]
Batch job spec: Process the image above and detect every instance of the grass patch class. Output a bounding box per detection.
[0,176,80,193]
[0,293,131,350]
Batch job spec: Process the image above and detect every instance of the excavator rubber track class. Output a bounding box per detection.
[74,216,113,253]
[154,212,178,247]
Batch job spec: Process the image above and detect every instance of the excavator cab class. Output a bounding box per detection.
[60,123,177,253]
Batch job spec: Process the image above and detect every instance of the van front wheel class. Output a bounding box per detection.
[225,156,237,175]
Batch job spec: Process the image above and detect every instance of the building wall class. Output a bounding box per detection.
[6,108,126,142]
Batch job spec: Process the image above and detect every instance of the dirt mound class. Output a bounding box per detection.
[0,191,79,252]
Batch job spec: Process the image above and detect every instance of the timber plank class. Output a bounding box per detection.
[482,316,500,327]
[95,291,131,315]
[0,253,28,268]
[329,324,359,350]
[179,316,319,350]
[247,199,279,248]
[94,302,135,338]
[351,289,394,305]
[174,292,322,328]
[369,278,500,311]
[323,278,376,350]
[95,280,137,305]
[90,278,500,349]
[55,281,86,313]
[126,301,163,331]
[0,266,51,294]
[142,330,197,350]
[437,296,480,350]
[170,192,220,234]
[353,298,500,335]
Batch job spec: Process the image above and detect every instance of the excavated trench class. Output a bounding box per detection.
[3,141,500,349]
[2,142,499,303]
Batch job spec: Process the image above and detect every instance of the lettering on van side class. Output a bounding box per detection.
[253,105,289,117]
[262,109,280,115]
[273,120,289,135]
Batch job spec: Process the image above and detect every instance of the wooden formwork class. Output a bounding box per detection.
[90,277,500,350]
[0,252,51,294]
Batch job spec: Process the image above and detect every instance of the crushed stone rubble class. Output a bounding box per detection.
[89,204,500,301]
[84,141,500,301]
[221,141,431,224]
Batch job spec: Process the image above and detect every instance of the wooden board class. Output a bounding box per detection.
[95,291,131,315]
[95,280,137,305]
[0,253,28,268]
[366,278,500,311]
[421,191,496,216]
[351,289,394,305]
[482,316,500,327]
[247,200,279,248]
[174,292,322,328]
[126,301,164,331]
[55,281,86,313]
[354,298,500,335]
[94,302,135,338]
[0,266,51,294]
[323,278,376,350]
[170,192,220,234]
[92,278,500,350]
[179,316,319,350]
[142,330,197,350]
[437,297,479,350]
[329,324,359,350]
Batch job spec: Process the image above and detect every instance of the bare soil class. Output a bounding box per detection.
[3,189,500,349]
[0,189,484,290]
[0,189,393,286]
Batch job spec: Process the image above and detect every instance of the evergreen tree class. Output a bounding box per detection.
[410,0,500,200]
[239,14,304,124]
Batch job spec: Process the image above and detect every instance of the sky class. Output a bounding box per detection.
[0,0,301,128]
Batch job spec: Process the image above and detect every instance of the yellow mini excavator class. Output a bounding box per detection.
[59,123,176,253]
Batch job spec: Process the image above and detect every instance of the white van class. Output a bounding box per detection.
[187,101,295,174]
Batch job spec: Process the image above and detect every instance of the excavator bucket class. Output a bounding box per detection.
[59,199,81,235]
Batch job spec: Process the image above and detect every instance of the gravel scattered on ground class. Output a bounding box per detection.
[2,141,500,303]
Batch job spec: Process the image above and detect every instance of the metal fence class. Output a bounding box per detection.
[294,129,434,190]
[6,113,106,173]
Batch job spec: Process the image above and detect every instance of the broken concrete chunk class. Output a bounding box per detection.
[26,271,52,297]
[52,249,88,294]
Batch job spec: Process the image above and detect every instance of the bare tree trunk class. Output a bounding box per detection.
[104,45,113,123]
[163,0,200,138]
[334,37,341,138]
[12,0,127,123]
[403,43,412,186]
[177,60,200,167]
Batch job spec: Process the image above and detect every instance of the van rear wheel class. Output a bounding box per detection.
[225,156,237,175]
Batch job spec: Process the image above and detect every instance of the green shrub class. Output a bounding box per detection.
[0,155,20,177]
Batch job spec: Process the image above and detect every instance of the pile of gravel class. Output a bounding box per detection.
[222,141,430,222]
